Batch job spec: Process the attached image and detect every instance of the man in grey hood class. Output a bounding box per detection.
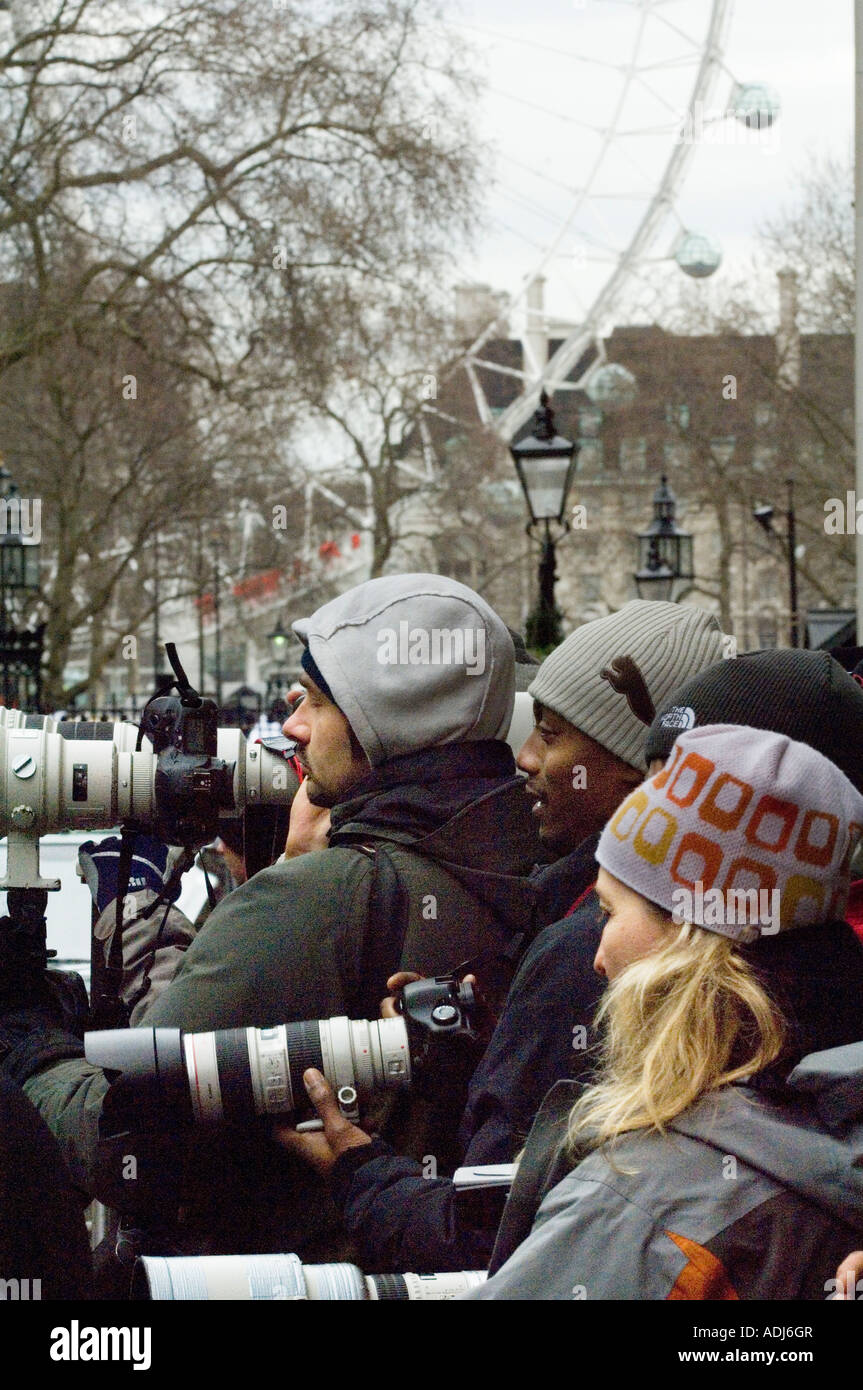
[7,574,539,1263]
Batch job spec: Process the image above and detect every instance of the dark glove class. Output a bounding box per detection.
[0,1007,84,1086]
[0,917,89,1029]
[78,836,184,914]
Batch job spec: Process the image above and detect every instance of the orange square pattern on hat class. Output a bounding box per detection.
[608,740,855,929]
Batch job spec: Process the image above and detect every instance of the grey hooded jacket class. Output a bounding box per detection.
[467,1042,863,1300]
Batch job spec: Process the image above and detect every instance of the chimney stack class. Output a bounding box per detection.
[525,275,548,378]
[776,267,800,391]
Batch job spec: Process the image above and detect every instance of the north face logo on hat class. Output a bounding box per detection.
[660,705,696,732]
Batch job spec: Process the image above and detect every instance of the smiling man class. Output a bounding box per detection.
[521,601,729,926]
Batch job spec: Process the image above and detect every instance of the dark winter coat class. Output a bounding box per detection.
[0,1072,93,1300]
[327,834,605,1272]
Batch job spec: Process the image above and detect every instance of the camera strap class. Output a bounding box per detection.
[89,831,136,1030]
[352,843,409,1020]
[350,843,533,1020]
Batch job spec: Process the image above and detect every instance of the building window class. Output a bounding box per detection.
[580,573,602,604]
[578,405,603,438]
[663,439,689,469]
[799,439,826,469]
[665,402,690,431]
[710,436,735,465]
[577,439,604,474]
[751,444,776,473]
[209,646,245,683]
[619,436,647,472]
[754,402,774,429]
[757,615,778,649]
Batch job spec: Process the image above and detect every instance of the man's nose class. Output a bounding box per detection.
[283,707,309,742]
[516,730,541,776]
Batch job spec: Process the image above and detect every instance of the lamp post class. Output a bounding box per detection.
[149,530,172,696]
[753,478,799,648]
[510,390,578,651]
[212,553,222,709]
[266,617,292,704]
[0,465,43,709]
[634,476,694,603]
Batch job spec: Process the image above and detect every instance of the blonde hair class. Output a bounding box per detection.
[567,923,785,1158]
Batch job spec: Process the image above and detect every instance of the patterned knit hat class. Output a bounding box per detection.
[528,601,729,769]
[644,649,863,792]
[596,724,863,942]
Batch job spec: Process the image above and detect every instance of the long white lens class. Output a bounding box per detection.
[177,1016,411,1125]
[135,1254,487,1300]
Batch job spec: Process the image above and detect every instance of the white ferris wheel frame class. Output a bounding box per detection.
[456,0,736,445]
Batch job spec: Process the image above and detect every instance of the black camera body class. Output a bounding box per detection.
[399,976,479,1080]
[140,678,236,846]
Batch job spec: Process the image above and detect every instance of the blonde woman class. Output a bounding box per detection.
[469,724,863,1300]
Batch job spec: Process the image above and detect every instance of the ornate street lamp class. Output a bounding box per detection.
[267,618,291,659]
[753,478,799,648]
[265,616,293,705]
[510,390,578,651]
[635,476,694,603]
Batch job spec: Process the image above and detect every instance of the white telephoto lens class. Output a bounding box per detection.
[373,1015,411,1087]
[139,1254,308,1300]
[303,1263,368,1300]
[183,1031,223,1124]
[318,1016,358,1098]
[346,1018,376,1093]
[374,1271,488,1300]
[247,1025,295,1115]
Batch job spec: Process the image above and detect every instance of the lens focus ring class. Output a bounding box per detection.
[284,1021,324,1107]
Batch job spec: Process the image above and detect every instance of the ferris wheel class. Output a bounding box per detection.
[450,0,780,444]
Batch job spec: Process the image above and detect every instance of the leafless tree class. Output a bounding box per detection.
[0,0,486,703]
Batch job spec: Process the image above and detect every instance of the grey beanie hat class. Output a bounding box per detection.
[292,573,515,766]
[528,601,729,769]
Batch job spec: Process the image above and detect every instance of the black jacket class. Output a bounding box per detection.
[328,834,605,1272]
[0,1072,93,1300]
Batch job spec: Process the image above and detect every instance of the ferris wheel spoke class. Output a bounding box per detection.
[456,0,741,442]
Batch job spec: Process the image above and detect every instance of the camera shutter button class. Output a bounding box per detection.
[431,1004,459,1026]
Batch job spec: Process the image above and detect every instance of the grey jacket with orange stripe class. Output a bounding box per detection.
[465,1042,863,1300]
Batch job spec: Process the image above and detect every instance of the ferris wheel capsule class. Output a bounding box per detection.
[674,231,722,279]
[586,363,637,411]
[731,81,781,129]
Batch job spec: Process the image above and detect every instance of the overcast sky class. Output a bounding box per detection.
[450,0,853,333]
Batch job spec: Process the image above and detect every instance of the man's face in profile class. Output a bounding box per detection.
[283,674,369,808]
